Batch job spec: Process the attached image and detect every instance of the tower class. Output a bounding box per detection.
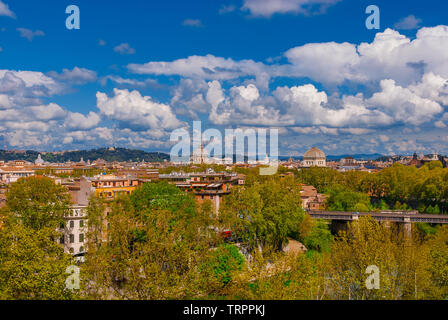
[192,143,209,165]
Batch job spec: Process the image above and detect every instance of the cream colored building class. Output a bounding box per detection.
[0,167,35,184]
[60,206,87,257]
[301,147,326,167]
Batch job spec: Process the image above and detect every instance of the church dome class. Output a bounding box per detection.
[303,147,326,160]
[35,154,44,165]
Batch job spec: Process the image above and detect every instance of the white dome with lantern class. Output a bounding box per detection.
[302,147,326,167]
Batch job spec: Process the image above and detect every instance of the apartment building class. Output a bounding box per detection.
[60,205,88,259]
[159,169,245,215]
[0,167,35,184]
[89,175,144,200]
[116,169,159,180]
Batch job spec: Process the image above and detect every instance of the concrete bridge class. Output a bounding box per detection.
[308,210,448,237]
[307,210,448,224]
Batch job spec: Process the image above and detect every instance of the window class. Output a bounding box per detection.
[79,234,84,243]
[69,234,74,243]
[79,220,84,228]
[69,248,74,254]
[60,235,65,244]
[79,246,84,253]
[70,220,74,228]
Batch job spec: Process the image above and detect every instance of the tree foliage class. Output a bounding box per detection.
[327,217,432,300]
[302,220,333,253]
[0,177,75,300]
[298,163,448,214]
[220,177,305,251]
[207,244,245,286]
[326,185,372,212]
[82,182,220,299]
[2,173,448,300]
[5,176,70,230]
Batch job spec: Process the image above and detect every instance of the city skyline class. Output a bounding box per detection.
[1,0,448,156]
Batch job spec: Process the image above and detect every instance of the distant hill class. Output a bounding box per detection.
[377,154,447,162]
[279,154,384,161]
[0,148,170,163]
[0,149,400,164]
[325,154,384,161]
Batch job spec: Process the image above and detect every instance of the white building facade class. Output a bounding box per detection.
[60,206,88,257]
[301,147,327,167]
[0,168,35,184]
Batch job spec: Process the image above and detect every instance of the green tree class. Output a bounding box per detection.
[0,177,76,300]
[82,184,220,299]
[328,217,432,300]
[129,181,197,222]
[426,226,448,299]
[207,244,245,286]
[297,167,342,193]
[303,220,333,253]
[0,222,76,300]
[326,185,372,212]
[379,200,389,210]
[5,176,71,230]
[225,248,328,300]
[220,177,305,251]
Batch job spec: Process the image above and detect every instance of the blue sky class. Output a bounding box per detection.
[1,0,448,156]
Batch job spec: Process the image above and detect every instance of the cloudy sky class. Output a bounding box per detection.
[1,0,448,156]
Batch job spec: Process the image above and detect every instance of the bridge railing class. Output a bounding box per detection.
[307,210,448,224]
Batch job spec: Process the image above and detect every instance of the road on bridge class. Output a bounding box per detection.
[307,210,448,224]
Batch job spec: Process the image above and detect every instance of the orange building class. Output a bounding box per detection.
[89,175,144,200]
[159,170,245,215]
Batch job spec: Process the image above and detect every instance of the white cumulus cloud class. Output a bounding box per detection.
[96,88,184,135]
[241,0,341,17]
